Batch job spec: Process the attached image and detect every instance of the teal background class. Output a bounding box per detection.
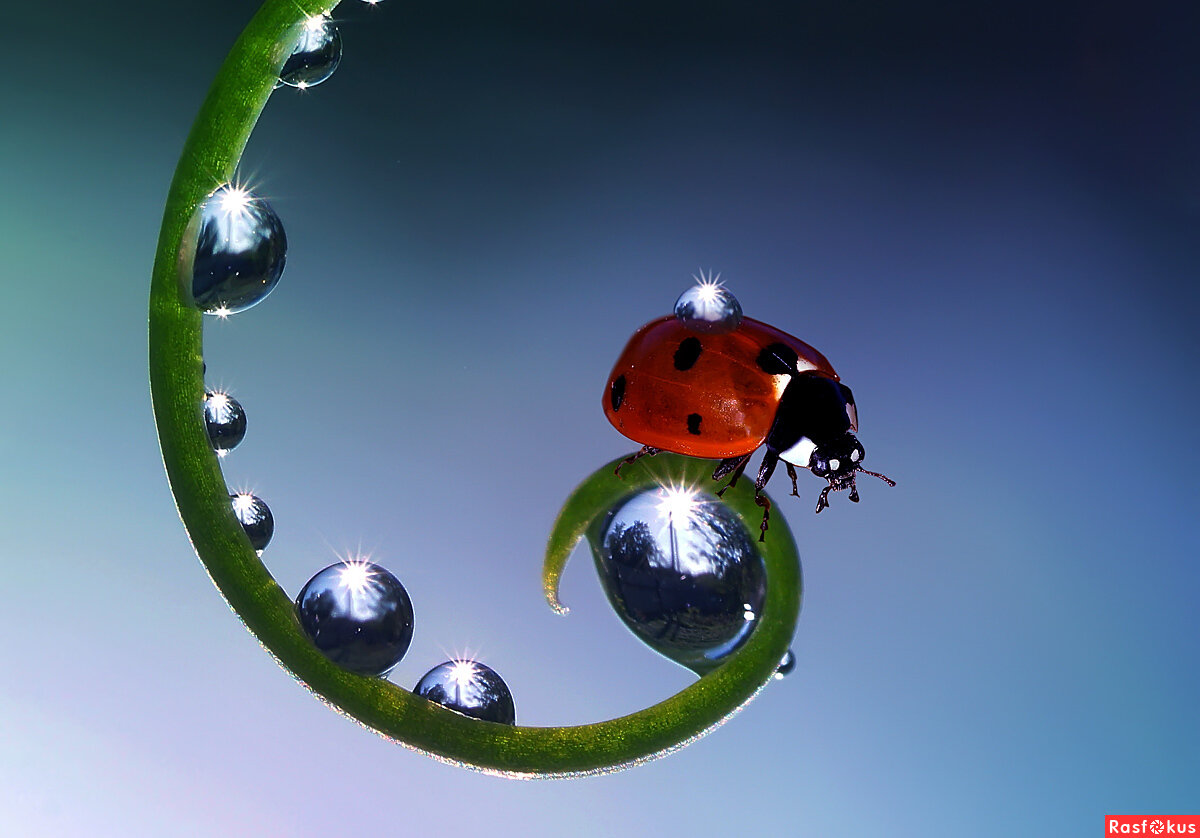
[2,0,1196,834]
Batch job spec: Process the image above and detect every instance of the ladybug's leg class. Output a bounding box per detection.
[784,463,801,497]
[614,445,660,476]
[752,451,779,540]
[814,484,833,514]
[755,450,779,491]
[754,493,771,542]
[713,453,752,497]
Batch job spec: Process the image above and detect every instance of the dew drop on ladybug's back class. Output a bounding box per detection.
[602,315,838,459]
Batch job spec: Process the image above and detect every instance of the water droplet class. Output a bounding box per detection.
[415,660,516,724]
[674,273,742,334]
[230,492,273,552]
[296,559,415,676]
[279,16,342,89]
[774,649,795,680]
[588,486,766,674]
[203,391,246,453]
[192,185,287,315]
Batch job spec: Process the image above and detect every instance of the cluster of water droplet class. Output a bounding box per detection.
[194,4,516,724]
[202,387,516,719]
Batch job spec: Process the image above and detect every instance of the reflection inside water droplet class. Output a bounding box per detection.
[192,185,286,315]
[230,492,273,552]
[279,15,342,89]
[589,486,766,674]
[295,559,415,676]
[674,272,742,334]
[203,390,246,453]
[415,660,516,724]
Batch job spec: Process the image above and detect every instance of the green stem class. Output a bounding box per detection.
[149,0,802,777]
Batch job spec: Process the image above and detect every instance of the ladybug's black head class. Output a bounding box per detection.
[767,373,894,513]
[810,434,865,482]
[809,434,895,513]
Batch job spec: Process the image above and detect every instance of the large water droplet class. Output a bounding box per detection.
[279,16,342,89]
[230,492,273,552]
[192,185,286,315]
[203,390,246,454]
[415,660,516,724]
[588,486,766,674]
[296,559,415,676]
[674,273,742,334]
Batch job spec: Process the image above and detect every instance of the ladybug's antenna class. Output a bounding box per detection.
[857,467,896,488]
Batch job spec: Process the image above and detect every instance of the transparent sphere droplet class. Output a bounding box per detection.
[674,276,742,334]
[588,486,766,674]
[192,185,287,315]
[774,649,796,680]
[279,16,342,89]
[203,391,246,453]
[230,492,273,552]
[296,560,415,676]
[415,660,516,724]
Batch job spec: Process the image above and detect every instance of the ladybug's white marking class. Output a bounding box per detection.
[828,458,840,472]
[846,402,858,431]
[772,375,789,399]
[778,436,817,468]
[850,448,861,462]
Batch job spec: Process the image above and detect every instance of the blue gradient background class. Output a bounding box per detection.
[2,1,1197,834]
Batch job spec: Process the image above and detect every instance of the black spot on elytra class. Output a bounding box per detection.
[610,375,626,411]
[673,337,702,371]
[686,413,702,435]
[756,342,799,375]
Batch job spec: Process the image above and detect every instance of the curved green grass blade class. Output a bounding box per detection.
[149,0,804,777]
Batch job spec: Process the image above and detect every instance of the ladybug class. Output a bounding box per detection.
[603,312,893,538]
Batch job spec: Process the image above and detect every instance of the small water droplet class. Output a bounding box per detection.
[674,272,742,334]
[296,559,414,676]
[230,492,273,551]
[415,660,516,724]
[774,649,795,680]
[588,486,766,674]
[279,16,342,89]
[203,391,246,453]
[192,185,286,315]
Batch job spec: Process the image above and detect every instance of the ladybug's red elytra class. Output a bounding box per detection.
[603,313,893,538]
